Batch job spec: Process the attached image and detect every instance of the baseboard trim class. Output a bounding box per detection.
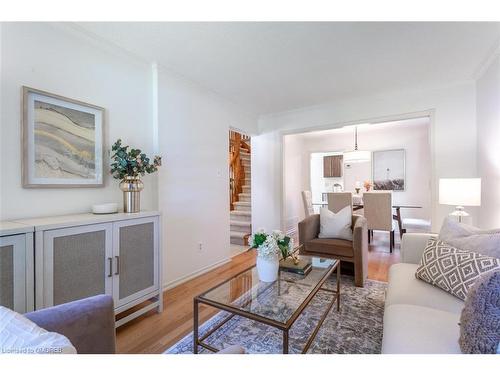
[162,257,231,291]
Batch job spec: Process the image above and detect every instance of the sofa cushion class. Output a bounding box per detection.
[304,238,353,258]
[439,217,500,258]
[318,206,353,241]
[415,238,500,300]
[386,263,464,314]
[382,304,461,354]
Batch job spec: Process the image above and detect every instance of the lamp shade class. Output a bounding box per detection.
[343,150,371,163]
[439,178,481,206]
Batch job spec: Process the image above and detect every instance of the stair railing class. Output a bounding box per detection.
[229,131,251,211]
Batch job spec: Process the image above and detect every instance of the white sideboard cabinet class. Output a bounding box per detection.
[15,211,162,327]
[0,222,34,313]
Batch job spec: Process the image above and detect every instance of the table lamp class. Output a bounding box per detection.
[439,178,481,222]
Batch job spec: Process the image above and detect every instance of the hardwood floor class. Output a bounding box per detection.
[115,231,400,354]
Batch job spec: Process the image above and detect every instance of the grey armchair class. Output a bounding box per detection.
[298,214,368,287]
[23,294,244,354]
[24,294,116,354]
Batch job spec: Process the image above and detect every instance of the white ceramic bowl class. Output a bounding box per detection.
[92,203,118,214]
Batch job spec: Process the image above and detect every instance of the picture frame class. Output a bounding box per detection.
[22,86,105,188]
[372,149,406,191]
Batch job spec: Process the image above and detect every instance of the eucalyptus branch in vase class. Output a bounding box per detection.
[110,139,162,213]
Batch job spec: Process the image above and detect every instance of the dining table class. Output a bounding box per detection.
[311,201,422,238]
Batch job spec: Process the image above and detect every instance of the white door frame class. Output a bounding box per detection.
[279,109,436,233]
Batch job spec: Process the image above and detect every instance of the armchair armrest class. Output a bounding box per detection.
[298,214,320,244]
[24,294,116,354]
[400,233,437,264]
[352,215,368,281]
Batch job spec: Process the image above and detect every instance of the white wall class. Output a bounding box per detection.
[0,23,156,220]
[0,23,259,291]
[476,53,500,229]
[283,119,432,234]
[283,134,306,235]
[157,68,258,288]
[254,82,477,232]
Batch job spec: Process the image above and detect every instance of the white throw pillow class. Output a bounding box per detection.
[318,206,353,240]
[0,306,76,354]
[438,217,500,258]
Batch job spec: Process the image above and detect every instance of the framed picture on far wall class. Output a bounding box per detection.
[22,86,105,188]
[372,149,405,191]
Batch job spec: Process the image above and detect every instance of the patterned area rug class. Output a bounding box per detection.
[166,275,386,354]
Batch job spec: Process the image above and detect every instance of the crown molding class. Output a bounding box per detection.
[49,22,259,119]
[48,22,151,68]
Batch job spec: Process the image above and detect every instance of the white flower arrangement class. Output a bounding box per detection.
[248,229,294,260]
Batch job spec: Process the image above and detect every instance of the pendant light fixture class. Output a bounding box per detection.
[343,126,371,163]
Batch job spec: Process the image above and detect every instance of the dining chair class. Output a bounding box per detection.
[327,192,353,214]
[301,190,315,217]
[362,191,396,252]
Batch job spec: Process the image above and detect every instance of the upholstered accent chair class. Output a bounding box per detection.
[298,214,368,287]
[327,192,353,214]
[301,190,314,217]
[22,294,244,354]
[363,191,396,252]
[24,294,116,354]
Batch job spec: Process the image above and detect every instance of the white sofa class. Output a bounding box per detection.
[382,233,463,353]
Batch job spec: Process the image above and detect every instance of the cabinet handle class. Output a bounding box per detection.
[115,256,120,275]
[108,257,113,277]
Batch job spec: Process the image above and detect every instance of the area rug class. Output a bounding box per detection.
[165,275,386,354]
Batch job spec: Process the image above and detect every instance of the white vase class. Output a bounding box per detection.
[256,254,279,282]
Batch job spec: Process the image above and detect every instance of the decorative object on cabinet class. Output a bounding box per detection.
[110,139,162,213]
[92,203,118,214]
[372,149,406,191]
[323,155,343,177]
[22,86,105,188]
[0,221,35,313]
[15,211,162,327]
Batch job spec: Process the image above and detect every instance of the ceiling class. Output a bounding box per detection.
[74,22,500,115]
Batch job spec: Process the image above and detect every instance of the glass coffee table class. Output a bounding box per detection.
[193,255,340,354]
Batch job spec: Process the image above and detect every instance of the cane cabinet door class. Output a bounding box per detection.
[38,223,113,308]
[0,234,32,313]
[112,217,159,308]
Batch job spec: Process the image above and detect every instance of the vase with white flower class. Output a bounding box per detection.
[249,229,294,282]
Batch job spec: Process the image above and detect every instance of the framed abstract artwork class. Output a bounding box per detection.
[372,149,406,191]
[22,87,105,188]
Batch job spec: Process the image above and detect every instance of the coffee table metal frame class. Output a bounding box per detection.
[193,258,340,354]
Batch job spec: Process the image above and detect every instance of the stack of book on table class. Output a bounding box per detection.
[279,256,312,276]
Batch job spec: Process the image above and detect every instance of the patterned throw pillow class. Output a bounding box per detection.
[415,238,500,301]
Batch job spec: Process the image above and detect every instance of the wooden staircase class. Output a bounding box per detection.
[229,131,251,246]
